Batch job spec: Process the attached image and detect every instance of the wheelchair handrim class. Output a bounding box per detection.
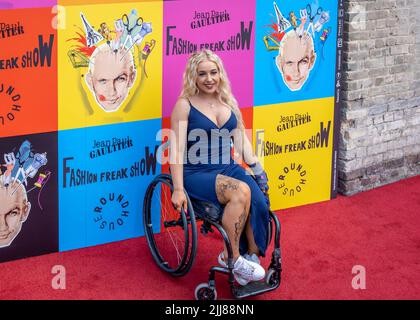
[143,174,197,276]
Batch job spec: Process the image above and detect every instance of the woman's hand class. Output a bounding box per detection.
[171,189,188,212]
[249,162,269,193]
[249,163,271,208]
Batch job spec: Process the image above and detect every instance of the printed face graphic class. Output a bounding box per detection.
[86,45,137,112]
[0,183,30,248]
[276,32,316,91]
[196,60,220,95]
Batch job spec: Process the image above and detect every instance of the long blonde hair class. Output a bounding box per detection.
[180,50,245,129]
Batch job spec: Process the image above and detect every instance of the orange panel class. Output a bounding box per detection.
[1,7,57,137]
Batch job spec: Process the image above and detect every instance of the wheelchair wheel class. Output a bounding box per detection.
[265,268,281,287]
[143,173,197,277]
[266,213,273,248]
[195,283,217,300]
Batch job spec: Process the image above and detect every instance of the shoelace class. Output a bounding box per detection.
[234,260,256,278]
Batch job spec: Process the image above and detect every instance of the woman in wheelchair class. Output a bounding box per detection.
[170,49,271,286]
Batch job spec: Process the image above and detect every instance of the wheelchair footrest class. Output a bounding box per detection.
[232,280,276,299]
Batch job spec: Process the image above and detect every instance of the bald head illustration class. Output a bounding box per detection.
[0,181,31,248]
[85,44,137,112]
[275,30,316,91]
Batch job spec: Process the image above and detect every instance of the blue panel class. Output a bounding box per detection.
[255,0,338,106]
[58,119,161,251]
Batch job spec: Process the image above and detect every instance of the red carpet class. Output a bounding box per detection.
[0,175,419,300]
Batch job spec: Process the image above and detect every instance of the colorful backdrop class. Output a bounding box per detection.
[0,0,343,263]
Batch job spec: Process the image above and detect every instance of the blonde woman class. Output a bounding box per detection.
[170,50,270,286]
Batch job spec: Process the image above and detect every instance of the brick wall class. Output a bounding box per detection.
[339,0,420,195]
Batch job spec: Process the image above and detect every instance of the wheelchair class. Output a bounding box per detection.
[143,172,282,300]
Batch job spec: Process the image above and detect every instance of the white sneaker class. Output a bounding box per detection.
[243,253,261,265]
[232,256,265,286]
[217,253,265,286]
[219,252,261,266]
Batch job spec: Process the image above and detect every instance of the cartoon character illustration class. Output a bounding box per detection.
[0,141,49,248]
[67,9,155,114]
[85,44,137,112]
[0,180,31,248]
[276,30,316,91]
[263,2,331,92]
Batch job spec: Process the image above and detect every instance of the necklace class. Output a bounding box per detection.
[208,100,218,108]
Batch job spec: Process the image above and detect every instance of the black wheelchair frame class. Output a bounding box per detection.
[143,173,282,300]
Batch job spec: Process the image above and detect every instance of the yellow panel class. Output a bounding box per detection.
[253,98,335,210]
[58,1,162,130]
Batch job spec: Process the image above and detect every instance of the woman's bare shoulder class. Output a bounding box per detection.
[171,97,191,121]
[176,96,191,107]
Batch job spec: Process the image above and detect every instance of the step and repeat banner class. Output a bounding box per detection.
[0,0,343,262]
[254,0,342,209]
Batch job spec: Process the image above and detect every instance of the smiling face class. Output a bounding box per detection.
[0,182,30,248]
[86,45,136,112]
[276,32,316,91]
[195,60,220,95]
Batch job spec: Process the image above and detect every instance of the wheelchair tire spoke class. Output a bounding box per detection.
[143,174,197,277]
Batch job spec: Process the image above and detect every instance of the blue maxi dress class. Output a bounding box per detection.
[183,102,270,256]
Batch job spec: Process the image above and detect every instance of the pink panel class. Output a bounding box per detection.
[163,0,256,117]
